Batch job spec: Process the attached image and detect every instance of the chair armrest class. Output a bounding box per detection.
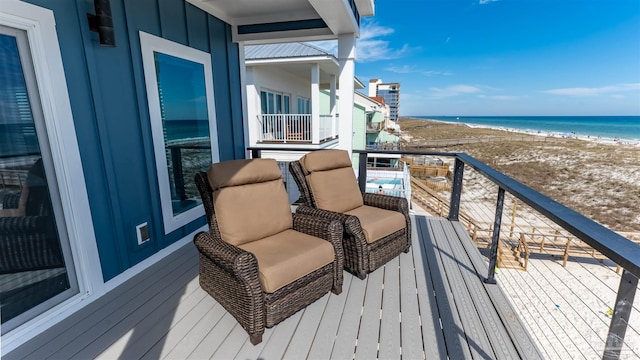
[0,216,47,234]
[295,204,350,223]
[295,205,364,242]
[293,214,344,260]
[292,213,344,291]
[362,192,409,215]
[193,231,259,277]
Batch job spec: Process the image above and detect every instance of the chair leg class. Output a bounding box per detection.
[356,271,367,280]
[250,334,263,345]
[332,285,342,295]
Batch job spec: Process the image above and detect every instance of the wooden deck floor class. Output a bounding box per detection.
[6,216,542,359]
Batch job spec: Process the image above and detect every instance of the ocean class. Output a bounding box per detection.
[414,116,640,141]
[0,120,210,158]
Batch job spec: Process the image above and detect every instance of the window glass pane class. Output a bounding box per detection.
[0,33,72,327]
[284,95,290,113]
[276,94,282,114]
[267,93,275,114]
[260,91,267,114]
[154,52,212,216]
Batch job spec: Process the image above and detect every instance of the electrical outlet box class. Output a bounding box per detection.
[136,222,150,245]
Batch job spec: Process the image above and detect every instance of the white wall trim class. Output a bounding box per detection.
[139,31,220,234]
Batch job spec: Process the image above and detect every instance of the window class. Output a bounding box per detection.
[140,32,219,234]
[297,97,310,114]
[260,90,290,114]
[0,24,81,334]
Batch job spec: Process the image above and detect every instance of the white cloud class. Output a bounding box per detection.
[384,65,452,76]
[308,20,413,62]
[542,83,640,96]
[385,65,416,74]
[479,0,500,4]
[478,94,519,100]
[428,84,482,98]
[422,70,453,77]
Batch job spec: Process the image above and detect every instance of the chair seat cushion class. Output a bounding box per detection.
[344,205,406,244]
[239,229,335,293]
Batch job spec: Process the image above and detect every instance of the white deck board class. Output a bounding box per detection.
[417,216,474,359]
[305,275,352,359]
[328,271,367,359]
[378,256,401,360]
[354,265,384,360]
[5,215,542,360]
[429,218,495,359]
[399,247,427,360]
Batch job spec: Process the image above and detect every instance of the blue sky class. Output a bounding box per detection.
[316,0,640,116]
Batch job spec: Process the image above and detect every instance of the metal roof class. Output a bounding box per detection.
[245,42,334,60]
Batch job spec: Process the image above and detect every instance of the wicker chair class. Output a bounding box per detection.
[289,149,411,279]
[193,158,344,345]
[0,159,64,274]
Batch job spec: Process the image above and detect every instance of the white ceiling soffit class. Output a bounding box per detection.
[186,0,362,43]
[354,0,374,17]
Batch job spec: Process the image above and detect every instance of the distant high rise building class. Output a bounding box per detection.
[369,79,400,122]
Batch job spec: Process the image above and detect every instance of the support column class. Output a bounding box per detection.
[338,33,356,154]
[330,74,337,138]
[237,42,253,150]
[311,63,320,144]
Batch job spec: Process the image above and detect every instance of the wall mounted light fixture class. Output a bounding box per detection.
[87,0,115,47]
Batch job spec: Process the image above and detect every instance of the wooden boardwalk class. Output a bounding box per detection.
[6,216,542,359]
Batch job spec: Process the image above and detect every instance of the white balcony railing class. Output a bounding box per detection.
[319,114,339,142]
[257,114,338,144]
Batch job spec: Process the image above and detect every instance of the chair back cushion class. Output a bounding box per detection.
[299,150,363,213]
[208,159,292,246]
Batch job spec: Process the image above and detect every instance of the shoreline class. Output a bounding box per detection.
[405,117,640,147]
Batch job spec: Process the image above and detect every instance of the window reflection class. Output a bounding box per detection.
[154,52,212,216]
[0,33,70,327]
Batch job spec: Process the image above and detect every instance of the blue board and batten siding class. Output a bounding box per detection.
[24,0,244,280]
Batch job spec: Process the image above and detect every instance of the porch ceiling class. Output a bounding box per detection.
[186,0,362,43]
[249,61,364,90]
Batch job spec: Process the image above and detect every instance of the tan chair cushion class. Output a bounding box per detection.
[239,229,335,293]
[299,150,363,213]
[344,205,406,244]
[208,158,282,190]
[299,149,353,173]
[210,159,292,246]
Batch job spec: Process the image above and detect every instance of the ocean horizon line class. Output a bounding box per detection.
[407,115,640,143]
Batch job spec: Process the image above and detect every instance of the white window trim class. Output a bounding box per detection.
[139,31,220,234]
[0,0,101,351]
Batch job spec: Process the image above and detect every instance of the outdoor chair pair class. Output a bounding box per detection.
[192,150,410,344]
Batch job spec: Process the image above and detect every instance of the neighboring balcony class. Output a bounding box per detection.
[257,114,339,144]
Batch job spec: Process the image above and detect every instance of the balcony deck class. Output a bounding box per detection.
[6,215,542,360]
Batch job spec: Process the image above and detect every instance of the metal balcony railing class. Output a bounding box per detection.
[248,146,640,360]
[355,149,640,360]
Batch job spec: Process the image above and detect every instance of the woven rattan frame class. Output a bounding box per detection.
[193,170,344,345]
[289,160,411,279]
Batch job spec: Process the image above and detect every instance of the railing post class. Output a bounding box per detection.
[603,270,639,359]
[448,158,464,221]
[251,148,261,159]
[485,187,505,284]
[358,151,367,193]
